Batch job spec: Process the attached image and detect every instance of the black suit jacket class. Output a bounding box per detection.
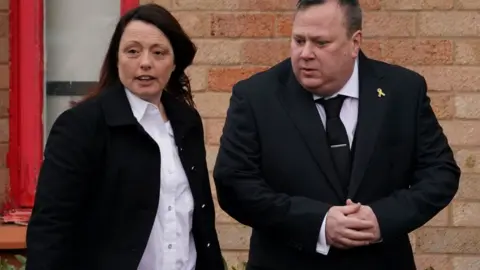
[213,52,460,270]
[26,84,224,270]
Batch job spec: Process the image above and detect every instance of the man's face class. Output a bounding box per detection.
[290,2,362,96]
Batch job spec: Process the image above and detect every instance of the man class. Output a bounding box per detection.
[213,0,460,269]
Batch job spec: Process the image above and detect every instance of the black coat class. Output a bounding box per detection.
[26,83,224,270]
[213,52,460,270]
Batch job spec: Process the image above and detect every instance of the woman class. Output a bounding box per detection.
[26,4,224,270]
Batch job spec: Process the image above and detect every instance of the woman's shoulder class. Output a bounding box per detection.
[61,95,104,125]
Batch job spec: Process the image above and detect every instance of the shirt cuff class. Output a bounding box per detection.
[315,214,330,255]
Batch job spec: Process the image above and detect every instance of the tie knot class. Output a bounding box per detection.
[316,95,346,119]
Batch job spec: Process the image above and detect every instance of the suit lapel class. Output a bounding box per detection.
[348,52,388,199]
[278,66,345,200]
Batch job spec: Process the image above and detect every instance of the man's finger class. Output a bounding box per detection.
[338,203,361,215]
[340,228,376,241]
[346,199,355,205]
[335,237,369,248]
[343,216,375,230]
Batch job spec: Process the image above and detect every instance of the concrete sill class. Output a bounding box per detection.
[0,224,26,250]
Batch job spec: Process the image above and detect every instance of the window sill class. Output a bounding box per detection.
[0,224,26,250]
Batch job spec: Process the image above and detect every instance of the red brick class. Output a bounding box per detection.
[417,227,480,253]
[0,12,7,38]
[172,0,239,10]
[216,224,251,250]
[172,12,212,37]
[211,13,275,37]
[238,0,295,10]
[418,12,480,36]
[429,93,454,119]
[440,121,480,146]
[455,173,480,200]
[142,0,171,8]
[242,40,290,65]
[0,118,8,143]
[208,66,268,91]
[452,256,480,270]
[452,202,480,227]
[0,143,7,167]
[193,40,243,65]
[206,145,218,172]
[222,251,248,268]
[363,12,416,37]
[186,65,208,92]
[0,38,7,63]
[454,149,480,173]
[0,90,8,117]
[455,94,480,119]
[380,39,453,65]
[383,0,453,10]
[455,40,480,65]
[455,0,480,9]
[275,12,293,37]
[407,66,480,91]
[194,92,231,118]
[415,255,452,270]
[359,0,381,10]
[205,118,225,145]
[0,168,8,208]
[361,40,382,60]
[0,64,8,89]
[0,0,8,10]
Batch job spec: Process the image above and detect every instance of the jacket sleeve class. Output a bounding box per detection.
[369,75,460,240]
[213,82,331,253]
[26,108,98,270]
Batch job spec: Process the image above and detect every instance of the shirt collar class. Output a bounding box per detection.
[124,88,156,122]
[313,57,359,100]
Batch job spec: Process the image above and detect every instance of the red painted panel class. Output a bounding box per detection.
[3,0,44,222]
[121,0,139,15]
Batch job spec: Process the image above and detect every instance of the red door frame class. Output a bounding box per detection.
[3,0,139,223]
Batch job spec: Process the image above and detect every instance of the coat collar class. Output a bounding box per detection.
[100,82,200,140]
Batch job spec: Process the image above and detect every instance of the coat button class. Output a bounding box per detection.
[206,242,210,248]
[190,166,195,171]
[201,204,205,208]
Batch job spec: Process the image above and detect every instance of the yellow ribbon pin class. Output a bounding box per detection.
[377,88,385,97]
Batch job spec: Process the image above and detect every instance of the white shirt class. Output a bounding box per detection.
[313,58,359,255]
[125,89,197,270]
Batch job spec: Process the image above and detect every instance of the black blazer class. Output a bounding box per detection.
[26,83,224,270]
[213,52,460,270]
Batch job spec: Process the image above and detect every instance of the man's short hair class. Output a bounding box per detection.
[296,0,362,36]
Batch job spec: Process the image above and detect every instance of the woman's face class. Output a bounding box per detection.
[117,20,175,103]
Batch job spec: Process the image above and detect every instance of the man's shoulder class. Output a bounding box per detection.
[368,57,425,84]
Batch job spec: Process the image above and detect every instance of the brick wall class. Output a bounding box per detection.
[142,0,480,269]
[0,0,478,269]
[0,0,9,209]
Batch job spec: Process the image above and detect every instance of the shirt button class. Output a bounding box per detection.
[168,244,172,249]
[168,206,172,211]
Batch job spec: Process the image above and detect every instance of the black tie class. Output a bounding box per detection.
[316,95,351,194]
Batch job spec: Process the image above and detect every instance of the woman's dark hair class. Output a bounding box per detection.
[83,3,197,107]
